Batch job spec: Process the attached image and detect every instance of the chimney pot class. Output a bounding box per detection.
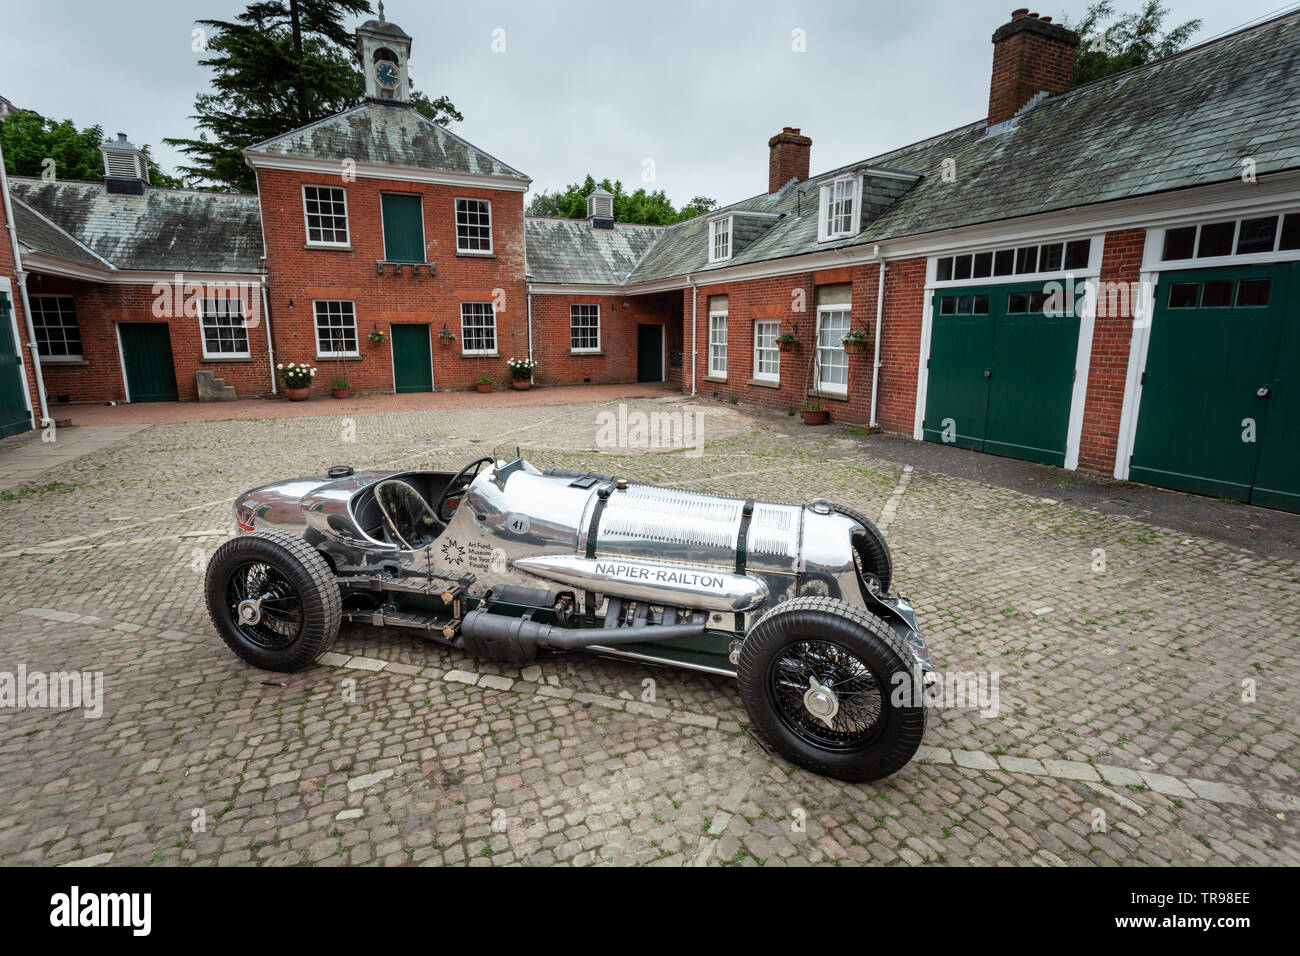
[987,9,1079,126]
[768,127,812,193]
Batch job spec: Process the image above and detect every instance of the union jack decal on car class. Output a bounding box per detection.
[236,508,256,534]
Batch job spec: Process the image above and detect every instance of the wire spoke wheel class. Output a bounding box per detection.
[227,561,304,649]
[769,640,884,750]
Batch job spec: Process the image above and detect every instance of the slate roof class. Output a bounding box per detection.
[8,178,264,273]
[246,102,529,182]
[9,197,110,269]
[572,10,1300,286]
[525,218,664,284]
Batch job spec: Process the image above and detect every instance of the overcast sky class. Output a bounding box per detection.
[2,0,1291,205]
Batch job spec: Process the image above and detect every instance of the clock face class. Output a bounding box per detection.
[375,61,399,88]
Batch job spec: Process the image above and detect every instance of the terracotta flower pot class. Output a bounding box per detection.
[777,340,797,352]
[285,386,311,402]
[475,382,492,393]
[439,337,455,349]
[842,339,869,355]
[511,379,532,390]
[331,387,351,399]
[802,408,829,425]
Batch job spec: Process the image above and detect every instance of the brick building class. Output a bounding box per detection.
[2,8,1299,512]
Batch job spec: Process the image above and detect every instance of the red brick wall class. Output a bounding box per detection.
[875,256,927,435]
[25,275,276,405]
[677,264,895,424]
[1078,228,1146,473]
[256,167,527,394]
[0,214,40,426]
[528,290,680,386]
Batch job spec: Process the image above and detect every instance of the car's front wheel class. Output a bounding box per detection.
[205,530,341,672]
[738,596,925,781]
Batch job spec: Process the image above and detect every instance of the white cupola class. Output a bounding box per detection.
[356,2,413,102]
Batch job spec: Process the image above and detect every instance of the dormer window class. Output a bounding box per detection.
[709,215,732,263]
[818,175,861,242]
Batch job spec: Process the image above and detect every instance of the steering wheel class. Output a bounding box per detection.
[434,456,494,527]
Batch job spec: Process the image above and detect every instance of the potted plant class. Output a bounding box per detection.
[437,327,457,349]
[507,356,536,390]
[368,327,388,346]
[330,376,351,399]
[776,332,798,352]
[474,374,492,394]
[278,362,316,401]
[802,397,829,426]
[842,329,870,355]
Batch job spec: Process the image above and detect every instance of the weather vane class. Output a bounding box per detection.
[378,2,385,21]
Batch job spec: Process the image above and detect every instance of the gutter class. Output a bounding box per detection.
[261,275,276,395]
[0,142,50,429]
[869,246,887,428]
[526,281,535,383]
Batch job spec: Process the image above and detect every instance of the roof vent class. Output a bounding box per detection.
[101,133,148,195]
[586,187,615,229]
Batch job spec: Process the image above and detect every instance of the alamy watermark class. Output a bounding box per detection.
[595,403,706,457]
[0,665,103,718]
[892,669,999,717]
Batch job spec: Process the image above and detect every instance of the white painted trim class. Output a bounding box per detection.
[114,323,131,403]
[17,253,264,286]
[311,299,361,358]
[752,318,781,383]
[707,310,728,379]
[26,293,84,361]
[1,282,33,417]
[198,298,252,361]
[1114,268,1160,481]
[708,216,733,264]
[569,303,601,353]
[454,196,494,255]
[460,302,498,356]
[245,151,532,192]
[529,283,624,295]
[301,183,351,248]
[814,305,851,396]
[914,256,937,440]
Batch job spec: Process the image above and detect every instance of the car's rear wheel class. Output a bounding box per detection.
[205,530,341,672]
[738,596,924,781]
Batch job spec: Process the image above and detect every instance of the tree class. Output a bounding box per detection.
[1064,1,1202,85]
[166,0,461,192]
[526,175,717,225]
[0,110,182,187]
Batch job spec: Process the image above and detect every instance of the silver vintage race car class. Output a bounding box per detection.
[204,455,935,781]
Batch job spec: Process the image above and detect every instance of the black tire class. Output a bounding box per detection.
[205,530,341,672]
[829,501,892,594]
[738,596,925,781]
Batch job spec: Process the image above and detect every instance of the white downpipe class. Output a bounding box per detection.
[869,253,887,428]
[526,284,534,382]
[0,142,50,427]
[688,274,697,395]
[260,277,276,395]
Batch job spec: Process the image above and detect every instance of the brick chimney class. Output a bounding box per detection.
[768,127,811,193]
[987,10,1079,126]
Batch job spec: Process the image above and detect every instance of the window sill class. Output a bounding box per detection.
[461,351,499,359]
[808,388,850,402]
[304,243,353,251]
[455,250,495,258]
[704,375,727,384]
[747,377,780,389]
[39,357,88,366]
[201,356,254,363]
[570,349,603,356]
[315,354,363,362]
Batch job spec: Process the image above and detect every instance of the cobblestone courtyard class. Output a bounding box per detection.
[0,394,1295,866]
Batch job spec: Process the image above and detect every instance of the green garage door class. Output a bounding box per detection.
[391,323,432,393]
[0,293,32,437]
[923,283,1080,466]
[119,323,178,403]
[1131,262,1299,512]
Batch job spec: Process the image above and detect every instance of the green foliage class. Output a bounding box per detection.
[0,110,181,187]
[166,1,461,192]
[1064,1,1202,85]
[526,174,717,225]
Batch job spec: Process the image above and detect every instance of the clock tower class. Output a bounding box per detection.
[356,3,412,102]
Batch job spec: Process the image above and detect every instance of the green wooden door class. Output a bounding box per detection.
[637,324,663,382]
[381,194,424,263]
[0,293,32,437]
[119,323,178,402]
[391,324,432,393]
[1131,263,1296,510]
[923,283,1078,465]
[1251,262,1300,512]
